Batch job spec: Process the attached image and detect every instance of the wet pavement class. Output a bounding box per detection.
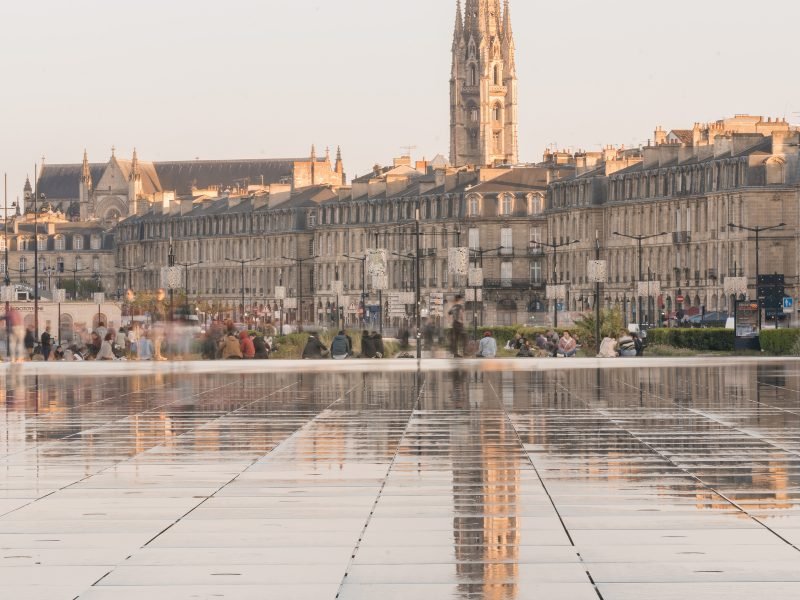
[2,360,800,599]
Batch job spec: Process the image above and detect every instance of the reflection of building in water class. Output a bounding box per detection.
[451,373,519,598]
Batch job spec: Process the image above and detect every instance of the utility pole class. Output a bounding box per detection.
[594,234,601,354]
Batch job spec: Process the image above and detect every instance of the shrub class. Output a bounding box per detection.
[759,329,800,355]
[647,328,734,351]
[572,308,625,351]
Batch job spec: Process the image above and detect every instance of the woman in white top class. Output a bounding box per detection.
[597,336,618,358]
[96,333,116,361]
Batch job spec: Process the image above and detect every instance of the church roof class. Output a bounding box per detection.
[37,164,105,200]
[153,158,303,196]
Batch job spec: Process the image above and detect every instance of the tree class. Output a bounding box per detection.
[573,307,624,351]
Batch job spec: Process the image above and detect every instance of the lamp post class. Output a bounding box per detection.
[469,246,502,340]
[343,254,367,327]
[728,222,785,330]
[613,231,667,332]
[536,237,579,328]
[25,170,45,340]
[68,265,90,300]
[225,257,260,324]
[3,174,10,356]
[176,260,204,314]
[281,255,316,331]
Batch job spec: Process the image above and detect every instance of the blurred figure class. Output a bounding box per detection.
[371,331,384,359]
[360,330,374,358]
[618,331,637,357]
[41,326,53,361]
[220,330,243,359]
[138,333,154,360]
[97,332,116,360]
[597,334,618,358]
[477,331,497,358]
[301,333,327,359]
[53,344,65,361]
[448,295,466,357]
[633,332,644,356]
[24,326,36,360]
[253,332,269,359]
[7,308,25,363]
[240,330,255,359]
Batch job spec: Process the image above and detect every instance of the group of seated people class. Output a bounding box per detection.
[504,330,580,358]
[302,330,385,360]
[597,331,643,358]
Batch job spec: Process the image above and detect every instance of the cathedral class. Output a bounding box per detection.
[450,0,519,167]
[34,146,346,222]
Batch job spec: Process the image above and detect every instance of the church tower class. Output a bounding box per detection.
[450,0,519,167]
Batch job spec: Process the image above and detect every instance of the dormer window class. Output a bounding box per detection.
[73,235,84,250]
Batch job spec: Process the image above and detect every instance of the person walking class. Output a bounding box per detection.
[477,331,497,358]
[8,308,25,363]
[137,332,154,361]
[40,326,53,361]
[24,326,36,360]
[448,295,466,357]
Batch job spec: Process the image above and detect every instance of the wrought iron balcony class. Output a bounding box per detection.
[484,278,546,290]
[527,244,544,256]
[672,231,691,244]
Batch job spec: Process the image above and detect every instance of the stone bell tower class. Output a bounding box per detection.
[450,0,519,167]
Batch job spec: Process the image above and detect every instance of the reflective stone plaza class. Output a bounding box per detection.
[3,359,800,599]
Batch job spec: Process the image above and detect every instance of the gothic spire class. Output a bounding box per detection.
[503,0,513,38]
[310,144,316,161]
[453,0,463,42]
[81,149,92,186]
[23,176,32,194]
[130,147,141,181]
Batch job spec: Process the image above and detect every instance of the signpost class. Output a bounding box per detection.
[734,300,760,351]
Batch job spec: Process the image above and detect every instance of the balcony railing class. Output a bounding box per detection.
[527,244,544,256]
[499,247,514,257]
[484,278,545,290]
[673,231,691,244]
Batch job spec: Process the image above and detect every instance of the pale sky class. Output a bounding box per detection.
[1,0,799,203]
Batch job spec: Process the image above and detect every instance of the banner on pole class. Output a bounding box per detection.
[53,289,66,303]
[367,249,388,277]
[468,267,484,288]
[448,247,469,275]
[160,266,182,290]
[274,286,286,300]
[587,260,607,283]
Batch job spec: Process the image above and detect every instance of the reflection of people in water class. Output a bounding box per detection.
[449,370,468,409]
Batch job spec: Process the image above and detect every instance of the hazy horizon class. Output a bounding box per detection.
[1,0,799,204]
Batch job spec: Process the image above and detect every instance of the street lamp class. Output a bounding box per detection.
[613,231,667,332]
[24,173,45,340]
[68,265,90,300]
[728,221,785,330]
[3,174,11,356]
[469,246,502,340]
[281,255,316,331]
[176,260,204,314]
[536,238,580,328]
[343,254,367,327]
[225,257,260,323]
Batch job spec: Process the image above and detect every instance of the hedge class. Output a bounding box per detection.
[759,329,800,355]
[647,328,734,351]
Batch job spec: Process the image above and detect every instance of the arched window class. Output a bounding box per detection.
[469,64,477,86]
[493,104,502,122]
[54,235,65,251]
[73,235,84,250]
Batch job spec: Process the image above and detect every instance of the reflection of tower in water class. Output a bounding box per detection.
[451,371,519,598]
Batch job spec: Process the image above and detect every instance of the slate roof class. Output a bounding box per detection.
[153,159,302,195]
[37,164,105,200]
[469,168,552,193]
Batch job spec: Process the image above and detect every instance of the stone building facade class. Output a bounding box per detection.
[1,209,117,300]
[450,0,518,167]
[548,116,800,324]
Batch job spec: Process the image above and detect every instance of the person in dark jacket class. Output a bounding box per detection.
[360,330,375,358]
[371,331,385,358]
[301,334,327,359]
[40,326,53,361]
[253,334,269,359]
[24,326,36,360]
[330,331,351,359]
